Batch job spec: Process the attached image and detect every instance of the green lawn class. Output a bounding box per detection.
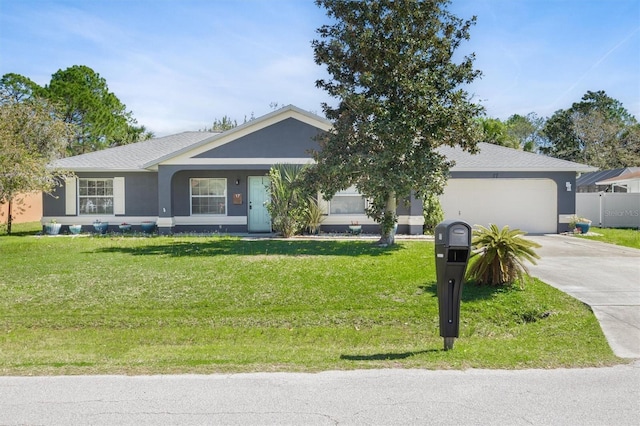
[579,226,640,250]
[0,228,621,375]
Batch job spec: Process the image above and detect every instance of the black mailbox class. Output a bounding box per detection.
[434,220,471,350]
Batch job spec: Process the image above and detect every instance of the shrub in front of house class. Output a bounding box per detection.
[466,224,541,288]
[266,164,309,237]
[423,192,444,234]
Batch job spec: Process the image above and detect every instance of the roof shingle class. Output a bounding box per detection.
[50,110,595,174]
[438,143,596,172]
[51,131,218,171]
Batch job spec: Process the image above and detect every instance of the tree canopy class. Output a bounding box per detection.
[478,117,518,149]
[45,65,152,155]
[477,113,544,152]
[540,90,639,168]
[203,115,239,132]
[310,0,484,245]
[504,113,545,152]
[477,91,638,168]
[0,73,44,103]
[0,66,152,157]
[0,94,75,233]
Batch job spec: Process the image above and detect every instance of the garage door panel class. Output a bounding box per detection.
[439,179,557,234]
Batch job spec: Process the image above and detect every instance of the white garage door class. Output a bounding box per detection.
[439,179,557,234]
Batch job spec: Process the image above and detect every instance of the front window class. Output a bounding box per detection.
[191,178,227,215]
[79,178,113,214]
[330,187,365,214]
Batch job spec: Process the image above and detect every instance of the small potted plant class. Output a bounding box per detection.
[568,215,592,234]
[348,221,362,235]
[69,224,82,235]
[119,222,132,232]
[93,219,109,234]
[44,219,62,235]
[140,221,156,234]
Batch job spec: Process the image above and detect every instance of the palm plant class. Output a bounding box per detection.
[265,164,307,238]
[466,224,541,288]
[305,196,325,234]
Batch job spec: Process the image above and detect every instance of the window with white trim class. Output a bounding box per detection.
[191,178,227,215]
[79,178,114,215]
[329,187,366,214]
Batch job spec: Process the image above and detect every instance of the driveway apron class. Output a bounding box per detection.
[527,235,640,358]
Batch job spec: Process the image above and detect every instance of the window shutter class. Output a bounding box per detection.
[65,177,77,215]
[113,177,125,215]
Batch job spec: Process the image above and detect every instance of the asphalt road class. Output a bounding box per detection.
[1,363,639,425]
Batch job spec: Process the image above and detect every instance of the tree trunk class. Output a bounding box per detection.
[377,192,397,246]
[7,199,12,235]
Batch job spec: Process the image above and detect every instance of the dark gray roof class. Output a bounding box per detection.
[50,105,331,172]
[50,105,595,174]
[597,170,640,184]
[51,131,219,171]
[439,143,596,172]
[576,167,640,187]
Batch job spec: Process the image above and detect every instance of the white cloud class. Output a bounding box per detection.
[1,0,637,136]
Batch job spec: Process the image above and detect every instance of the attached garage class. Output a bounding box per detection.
[436,143,598,234]
[439,178,557,234]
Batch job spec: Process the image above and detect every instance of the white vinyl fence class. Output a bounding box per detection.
[576,193,640,228]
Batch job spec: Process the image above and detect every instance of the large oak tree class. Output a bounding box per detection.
[310,0,484,245]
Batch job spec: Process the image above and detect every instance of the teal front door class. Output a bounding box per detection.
[248,176,272,232]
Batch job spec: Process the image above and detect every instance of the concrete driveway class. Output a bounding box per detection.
[527,235,640,359]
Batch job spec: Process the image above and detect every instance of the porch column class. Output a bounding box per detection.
[408,191,424,235]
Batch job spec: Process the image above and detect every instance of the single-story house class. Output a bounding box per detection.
[44,105,595,235]
[595,170,640,193]
[576,167,640,193]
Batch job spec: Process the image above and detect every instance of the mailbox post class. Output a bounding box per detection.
[434,220,471,350]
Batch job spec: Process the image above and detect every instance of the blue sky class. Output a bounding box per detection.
[1,0,638,136]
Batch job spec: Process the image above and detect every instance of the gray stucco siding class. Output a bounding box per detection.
[42,172,158,217]
[170,170,268,217]
[395,192,423,217]
[396,199,411,216]
[159,165,284,219]
[123,172,159,216]
[194,118,323,159]
[43,180,67,217]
